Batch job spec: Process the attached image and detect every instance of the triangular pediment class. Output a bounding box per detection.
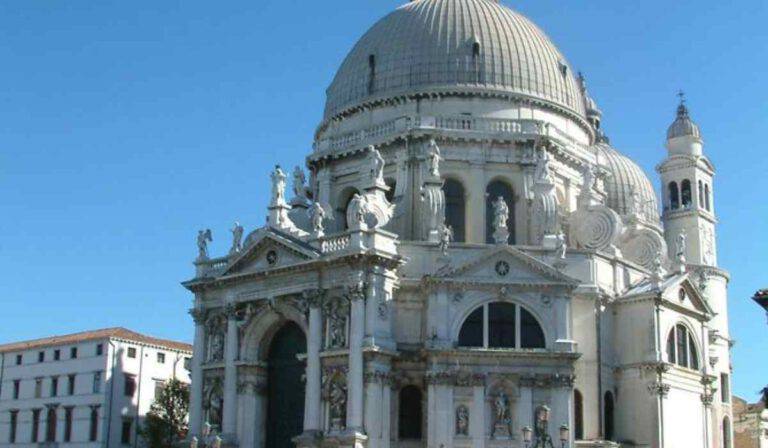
[622,272,713,317]
[222,227,320,276]
[435,245,579,287]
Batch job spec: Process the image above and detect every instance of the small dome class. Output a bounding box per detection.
[324,0,585,121]
[597,144,660,224]
[667,103,701,140]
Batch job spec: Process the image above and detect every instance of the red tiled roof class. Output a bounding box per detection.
[0,328,192,353]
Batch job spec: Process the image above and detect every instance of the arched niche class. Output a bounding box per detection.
[485,179,515,244]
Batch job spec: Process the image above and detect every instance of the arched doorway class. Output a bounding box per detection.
[603,391,615,441]
[266,322,307,448]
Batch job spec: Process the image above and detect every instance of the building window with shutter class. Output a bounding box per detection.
[50,377,58,397]
[96,343,104,356]
[93,372,102,393]
[68,374,76,395]
[70,347,78,359]
[45,406,57,442]
[38,351,45,363]
[124,374,137,397]
[15,354,22,365]
[34,378,43,399]
[64,407,73,442]
[31,409,41,443]
[89,406,100,442]
[121,419,132,445]
[157,352,166,364]
[127,347,137,358]
[9,410,18,443]
[54,349,60,361]
[12,380,20,400]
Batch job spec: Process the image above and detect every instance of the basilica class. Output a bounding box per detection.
[182,1,733,447]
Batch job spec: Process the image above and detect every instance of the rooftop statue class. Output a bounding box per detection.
[229,222,243,255]
[270,165,288,208]
[197,229,212,260]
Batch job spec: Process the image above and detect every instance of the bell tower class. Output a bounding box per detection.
[657,93,717,266]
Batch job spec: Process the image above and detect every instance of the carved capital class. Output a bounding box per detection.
[302,288,325,308]
[364,371,392,385]
[701,393,714,406]
[519,373,575,388]
[345,281,366,302]
[647,381,670,397]
[190,308,207,325]
[224,303,238,319]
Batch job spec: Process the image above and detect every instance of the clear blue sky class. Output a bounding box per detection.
[1,1,765,400]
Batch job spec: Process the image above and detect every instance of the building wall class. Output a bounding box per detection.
[0,337,190,448]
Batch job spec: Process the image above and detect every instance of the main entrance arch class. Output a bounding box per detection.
[265,322,306,448]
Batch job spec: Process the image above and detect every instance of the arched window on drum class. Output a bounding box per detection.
[443,178,466,243]
[485,180,515,244]
[458,302,545,349]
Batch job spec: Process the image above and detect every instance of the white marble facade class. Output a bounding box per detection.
[182,1,733,448]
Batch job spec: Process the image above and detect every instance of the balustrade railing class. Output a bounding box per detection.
[314,115,555,154]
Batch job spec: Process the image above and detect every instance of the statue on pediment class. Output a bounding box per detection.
[197,229,212,260]
[270,165,288,207]
[229,222,243,255]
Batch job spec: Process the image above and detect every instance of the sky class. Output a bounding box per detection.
[1,0,766,400]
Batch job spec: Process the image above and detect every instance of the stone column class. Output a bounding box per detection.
[189,308,207,439]
[299,290,324,443]
[467,161,486,244]
[346,285,366,432]
[222,304,239,441]
[471,384,486,448]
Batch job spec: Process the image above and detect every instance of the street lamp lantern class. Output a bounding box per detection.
[522,426,533,447]
[559,424,570,448]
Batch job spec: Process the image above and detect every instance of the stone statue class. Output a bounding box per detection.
[494,392,508,425]
[531,147,560,245]
[492,391,511,437]
[208,330,224,362]
[493,196,509,230]
[292,166,308,200]
[270,165,287,207]
[556,233,567,259]
[582,163,596,195]
[212,435,223,448]
[197,229,212,260]
[427,139,441,177]
[329,380,347,431]
[628,186,642,217]
[229,222,243,255]
[346,193,368,230]
[439,223,453,256]
[492,196,510,244]
[325,297,349,349]
[368,145,385,186]
[190,436,198,448]
[456,405,469,436]
[309,202,327,237]
[534,147,553,184]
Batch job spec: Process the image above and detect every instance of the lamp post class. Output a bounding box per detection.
[522,426,533,448]
[559,424,570,448]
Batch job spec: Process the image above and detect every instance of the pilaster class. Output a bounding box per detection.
[222,303,239,443]
[189,307,207,439]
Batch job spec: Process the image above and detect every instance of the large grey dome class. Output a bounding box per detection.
[324,0,586,121]
[597,144,660,224]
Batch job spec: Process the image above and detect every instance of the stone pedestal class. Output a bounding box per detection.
[294,430,323,448]
[322,430,368,448]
